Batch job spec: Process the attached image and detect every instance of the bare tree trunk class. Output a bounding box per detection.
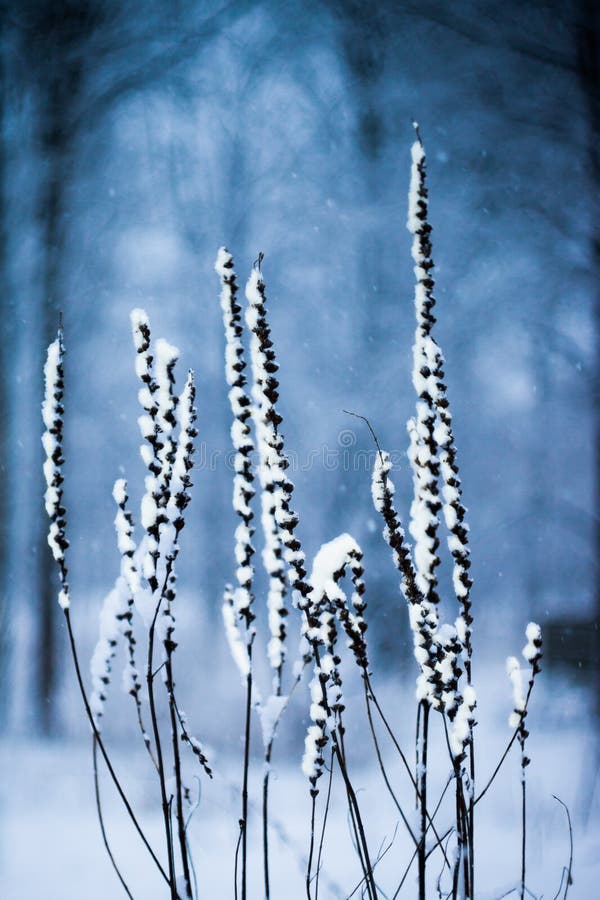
[576,0,600,693]
[0,18,11,730]
[32,10,84,734]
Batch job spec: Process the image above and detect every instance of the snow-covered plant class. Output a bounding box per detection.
[216,250,378,899]
[301,533,368,784]
[361,125,545,900]
[243,259,312,612]
[506,623,543,900]
[215,246,258,900]
[299,532,378,892]
[407,124,475,899]
[219,252,381,899]
[42,326,69,611]
[215,248,256,643]
[43,312,212,900]
[129,314,208,900]
[43,129,556,900]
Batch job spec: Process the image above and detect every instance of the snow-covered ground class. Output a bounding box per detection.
[1,667,598,898]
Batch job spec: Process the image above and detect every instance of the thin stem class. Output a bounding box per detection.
[366,675,449,868]
[475,682,534,806]
[451,766,462,900]
[415,700,422,804]
[315,750,336,900]
[161,531,194,896]
[306,792,317,900]
[63,610,171,887]
[393,774,454,898]
[418,701,430,900]
[441,715,471,898]
[461,787,471,899]
[234,822,243,900]
[347,824,399,899]
[146,595,178,899]
[451,765,472,900]
[332,737,377,900]
[263,666,304,898]
[468,725,475,896]
[552,796,573,900]
[362,677,417,845]
[184,777,202,832]
[134,690,158,772]
[173,697,212,778]
[436,831,453,900]
[263,738,274,900]
[241,661,253,900]
[341,761,371,900]
[186,833,199,900]
[318,660,377,899]
[520,733,527,900]
[425,689,537,868]
[309,640,376,899]
[153,661,167,680]
[365,675,417,790]
[166,650,193,898]
[92,736,135,900]
[464,656,475,900]
[335,717,370,890]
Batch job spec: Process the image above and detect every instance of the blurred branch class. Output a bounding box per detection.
[74,0,256,130]
[399,1,576,75]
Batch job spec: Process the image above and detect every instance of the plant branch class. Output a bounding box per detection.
[64,609,171,887]
[552,796,574,899]
[92,735,135,900]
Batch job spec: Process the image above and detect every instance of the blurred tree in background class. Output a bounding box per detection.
[0,0,595,735]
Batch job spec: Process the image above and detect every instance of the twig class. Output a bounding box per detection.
[552,795,574,900]
[241,664,253,900]
[186,833,199,900]
[92,735,135,900]
[347,823,399,899]
[152,661,167,680]
[520,733,527,900]
[423,688,538,868]
[146,589,178,899]
[365,675,449,868]
[326,682,378,899]
[261,670,303,898]
[451,764,463,900]
[314,749,336,900]
[64,610,171,886]
[328,708,370,899]
[306,792,318,900]
[173,698,212,777]
[263,742,274,898]
[475,682,535,806]
[166,649,193,897]
[364,675,417,791]
[184,777,202,832]
[394,774,454,897]
[234,820,243,900]
[417,701,430,900]
[436,831,453,899]
[362,676,417,845]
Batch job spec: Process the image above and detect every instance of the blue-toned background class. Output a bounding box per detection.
[0,2,598,896]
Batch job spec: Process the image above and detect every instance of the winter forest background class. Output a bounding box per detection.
[0,1,599,897]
